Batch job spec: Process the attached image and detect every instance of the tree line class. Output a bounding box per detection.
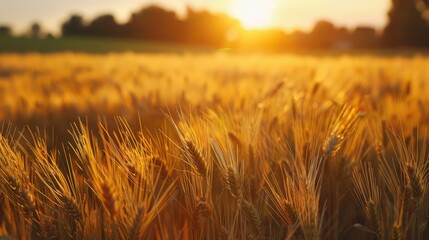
[61,6,241,47]
[1,0,429,49]
[58,6,380,50]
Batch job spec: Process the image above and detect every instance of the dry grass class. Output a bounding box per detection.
[0,53,429,239]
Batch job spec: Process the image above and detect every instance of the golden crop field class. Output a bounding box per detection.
[1,53,429,239]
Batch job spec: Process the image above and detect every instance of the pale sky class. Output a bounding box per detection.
[0,0,390,34]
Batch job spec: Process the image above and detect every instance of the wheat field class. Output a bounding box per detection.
[0,53,428,239]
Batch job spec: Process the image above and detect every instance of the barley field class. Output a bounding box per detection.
[0,53,429,239]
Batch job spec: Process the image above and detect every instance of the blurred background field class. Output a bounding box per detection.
[3,36,429,56]
[0,36,212,53]
[1,52,429,143]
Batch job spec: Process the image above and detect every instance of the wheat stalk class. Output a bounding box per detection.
[241,200,262,237]
[128,206,145,239]
[185,139,207,177]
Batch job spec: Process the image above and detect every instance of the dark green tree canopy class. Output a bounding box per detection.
[30,22,42,38]
[383,0,429,47]
[86,14,119,37]
[62,15,86,36]
[0,25,12,36]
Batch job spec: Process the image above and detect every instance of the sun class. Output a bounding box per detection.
[229,0,276,29]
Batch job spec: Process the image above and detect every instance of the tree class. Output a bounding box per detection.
[382,0,429,47]
[352,27,377,48]
[30,22,42,38]
[62,15,86,36]
[0,25,12,36]
[87,14,119,37]
[123,5,183,41]
[308,20,350,48]
[182,7,242,46]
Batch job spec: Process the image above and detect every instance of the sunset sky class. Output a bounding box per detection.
[0,0,390,34]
